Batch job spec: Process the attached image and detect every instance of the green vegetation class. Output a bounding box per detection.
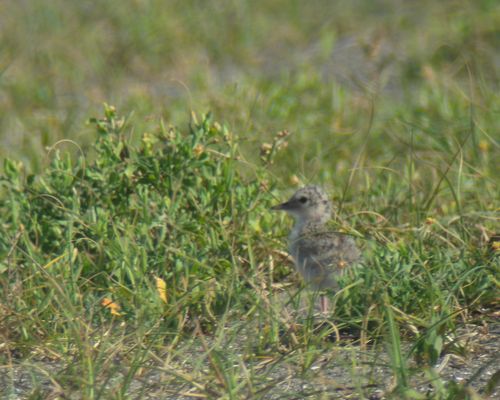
[1,0,498,399]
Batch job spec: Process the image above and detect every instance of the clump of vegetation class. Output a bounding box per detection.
[0,105,280,337]
[1,105,498,399]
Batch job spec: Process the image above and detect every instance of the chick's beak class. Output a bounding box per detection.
[271,200,293,211]
[271,203,284,211]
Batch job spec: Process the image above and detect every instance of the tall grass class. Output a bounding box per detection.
[1,105,498,398]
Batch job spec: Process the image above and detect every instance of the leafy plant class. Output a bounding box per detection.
[0,105,277,340]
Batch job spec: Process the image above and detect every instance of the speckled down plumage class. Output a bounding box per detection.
[272,185,361,291]
[290,222,361,290]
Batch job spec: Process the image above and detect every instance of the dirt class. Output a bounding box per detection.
[1,320,498,400]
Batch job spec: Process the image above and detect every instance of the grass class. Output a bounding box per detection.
[0,1,499,399]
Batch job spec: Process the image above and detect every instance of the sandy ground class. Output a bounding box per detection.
[1,319,498,399]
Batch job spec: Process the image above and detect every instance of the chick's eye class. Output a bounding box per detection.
[299,196,308,204]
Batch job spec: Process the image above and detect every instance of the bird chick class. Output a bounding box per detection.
[272,185,360,313]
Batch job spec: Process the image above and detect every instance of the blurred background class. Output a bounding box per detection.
[0,0,498,182]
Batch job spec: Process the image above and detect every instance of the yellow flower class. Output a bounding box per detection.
[101,298,122,316]
[156,277,168,303]
[478,140,490,153]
